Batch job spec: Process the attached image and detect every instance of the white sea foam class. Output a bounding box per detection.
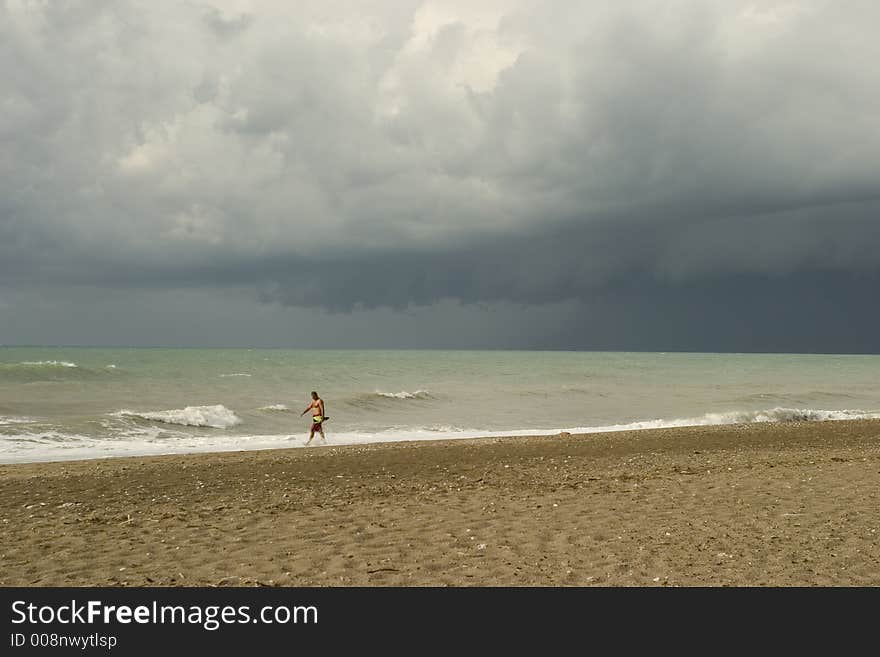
[21,361,78,368]
[312,407,880,445]
[0,430,97,446]
[0,416,33,426]
[565,407,880,434]
[3,406,879,465]
[259,404,289,411]
[112,405,242,429]
[375,390,431,399]
[0,432,295,463]
[219,373,251,378]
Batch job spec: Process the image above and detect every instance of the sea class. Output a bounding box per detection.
[1,347,879,464]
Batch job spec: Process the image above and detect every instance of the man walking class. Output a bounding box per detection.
[300,391,327,445]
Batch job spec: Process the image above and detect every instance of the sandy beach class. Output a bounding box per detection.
[1,419,878,587]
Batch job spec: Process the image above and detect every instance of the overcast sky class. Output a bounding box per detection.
[2,0,878,351]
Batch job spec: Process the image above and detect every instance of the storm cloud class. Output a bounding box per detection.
[1,1,879,349]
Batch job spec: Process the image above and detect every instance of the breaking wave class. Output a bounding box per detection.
[0,431,97,447]
[374,390,431,400]
[259,404,289,411]
[0,416,33,426]
[0,361,116,382]
[568,407,880,434]
[3,405,879,465]
[346,389,435,411]
[112,405,242,429]
[734,390,863,404]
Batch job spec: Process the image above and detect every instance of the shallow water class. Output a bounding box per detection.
[1,347,878,462]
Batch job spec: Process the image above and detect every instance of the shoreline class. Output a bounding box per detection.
[2,419,879,586]
[5,409,880,466]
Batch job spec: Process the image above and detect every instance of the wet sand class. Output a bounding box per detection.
[1,420,879,586]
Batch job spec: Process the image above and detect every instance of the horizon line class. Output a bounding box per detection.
[2,345,879,356]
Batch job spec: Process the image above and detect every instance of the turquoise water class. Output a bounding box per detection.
[1,347,879,463]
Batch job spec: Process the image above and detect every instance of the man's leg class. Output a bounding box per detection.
[305,428,314,446]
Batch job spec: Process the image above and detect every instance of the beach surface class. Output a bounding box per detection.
[1,420,879,586]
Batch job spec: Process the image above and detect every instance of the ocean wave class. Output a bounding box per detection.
[560,385,606,395]
[4,406,879,464]
[219,373,252,378]
[0,361,111,382]
[332,407,880,442]
[112,405,242,429]
[568,407,880,434]
[345,389,434,410]
[419,424,463,432]
[734,391,862,404]
[374,390,431,400]
[0,430,96,446]
[0,416,33,426]
[259,404,289,411]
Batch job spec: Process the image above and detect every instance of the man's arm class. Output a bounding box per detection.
[300,401,314,416]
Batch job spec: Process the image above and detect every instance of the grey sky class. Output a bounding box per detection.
[1,1,878,350]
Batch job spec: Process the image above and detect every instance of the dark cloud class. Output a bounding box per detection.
[1,1,879,350]
[202,8,253,39]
